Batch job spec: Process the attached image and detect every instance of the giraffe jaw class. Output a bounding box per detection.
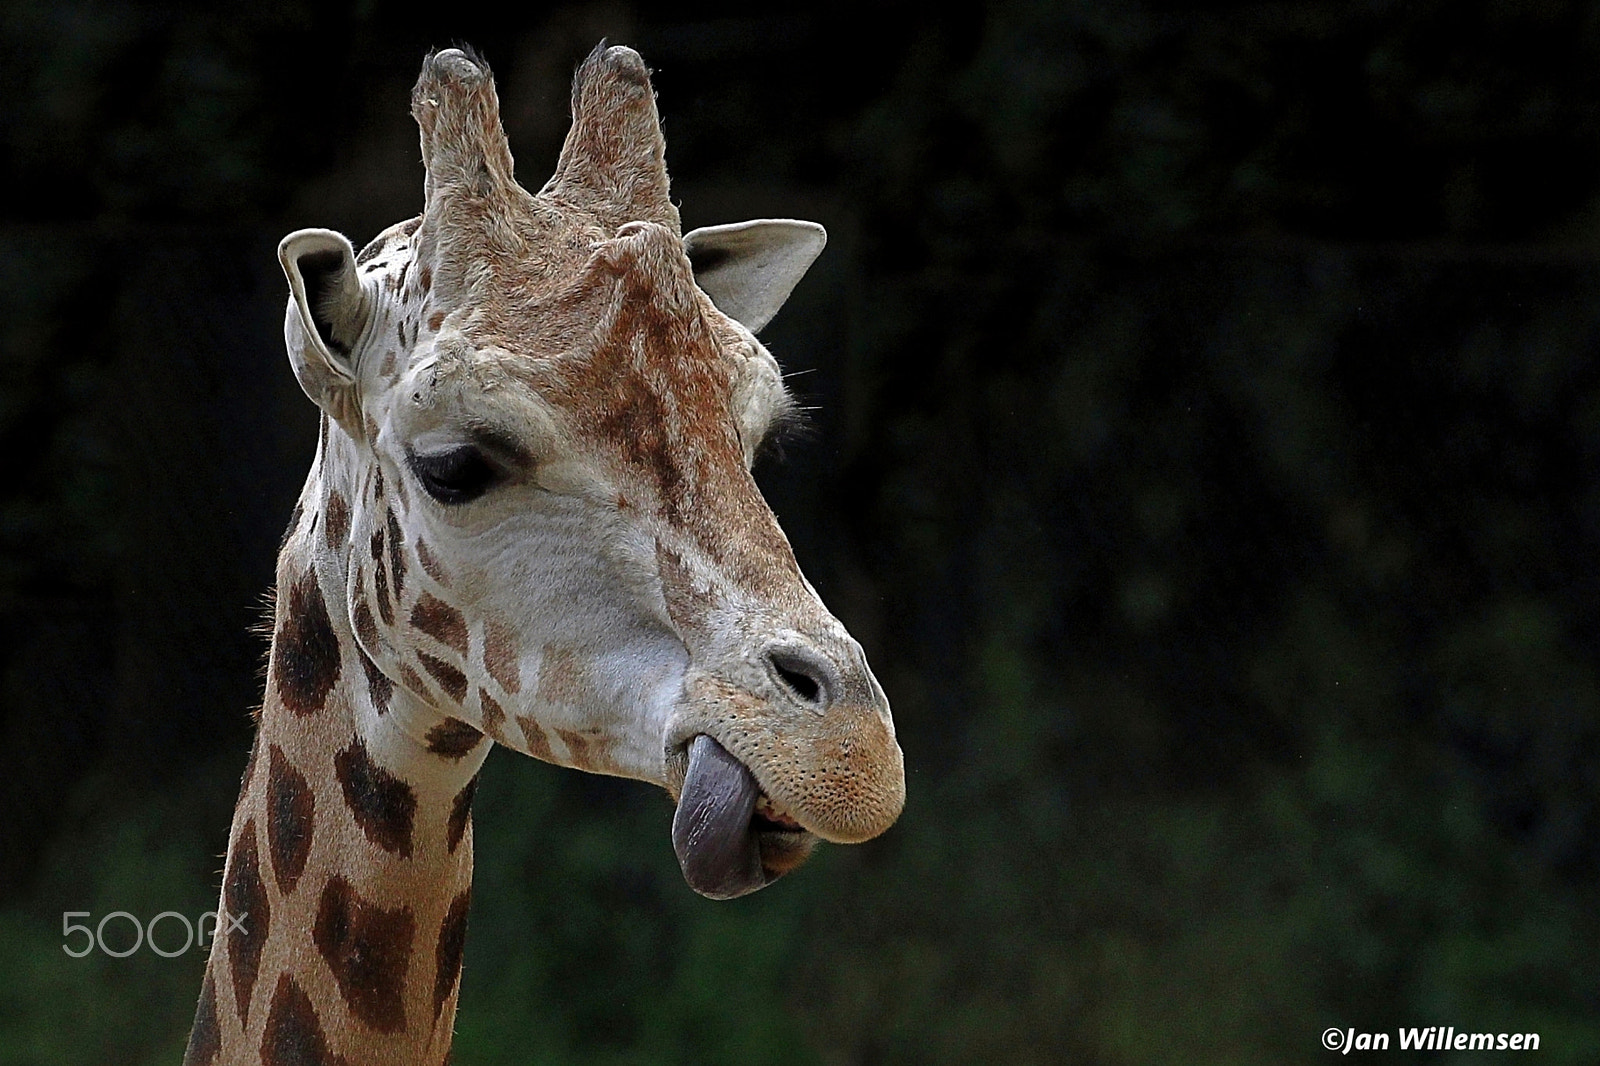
[671,734,817,899]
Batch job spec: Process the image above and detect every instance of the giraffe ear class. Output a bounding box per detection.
[279,228,370,430]
[684,219,826,332]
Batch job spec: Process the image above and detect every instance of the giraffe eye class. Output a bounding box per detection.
[409,446,499,504]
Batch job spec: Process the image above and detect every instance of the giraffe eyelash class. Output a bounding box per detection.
[407,446,502,505]
[754,396,814,468]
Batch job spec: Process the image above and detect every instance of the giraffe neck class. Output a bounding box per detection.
[186,427,489,1066]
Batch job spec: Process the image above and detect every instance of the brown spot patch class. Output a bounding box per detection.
[419,264,432,292]
[411,593,468,655]
[266,746,314,895]
[182,972,220,1066]
[419,650,469,702]
[272,570,342,716]
[386,509,407,598]
[563,293,696,527]
[446,775,478,854]
[556,727,589,766]
[314,876,415,1035]
[353,597,379,649]
[655,540,715,632]
[482,619,520,694]
[260,973,350,1066]
[417,538,447,584]
[557,727,616,772]
[428,310,445,331]
[400,662,433,703]
[224,820,269,1025]
[433,889,471,1022]
[324,492,350,550]
[479,688,506,736]
[373,531,394,627]
[357,646,393,714]
[535,645,585,706]
[426,717,483,759]
[516,715,556,763]
[335,737,416,857]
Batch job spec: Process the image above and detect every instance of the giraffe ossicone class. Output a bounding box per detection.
[186,43,904,1065]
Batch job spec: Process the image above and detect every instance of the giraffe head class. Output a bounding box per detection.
[275,46,903,898]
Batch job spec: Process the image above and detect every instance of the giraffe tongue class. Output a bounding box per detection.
[672,735,768,899]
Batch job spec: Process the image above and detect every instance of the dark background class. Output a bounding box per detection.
[2,2,1598,1063]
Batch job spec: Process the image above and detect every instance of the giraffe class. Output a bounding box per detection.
[181,44,905,1066]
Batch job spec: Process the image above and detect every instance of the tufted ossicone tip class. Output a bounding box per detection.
[541,42,680,233]
[411,46,515,204]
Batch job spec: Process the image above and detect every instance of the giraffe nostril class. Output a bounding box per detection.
[776,662,819,703]
[764,647,834,711]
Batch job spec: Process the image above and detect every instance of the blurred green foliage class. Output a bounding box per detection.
[2,2,1598,1063]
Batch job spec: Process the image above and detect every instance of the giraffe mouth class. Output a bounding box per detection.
[671,734,813,898]
[753,793,805,831]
